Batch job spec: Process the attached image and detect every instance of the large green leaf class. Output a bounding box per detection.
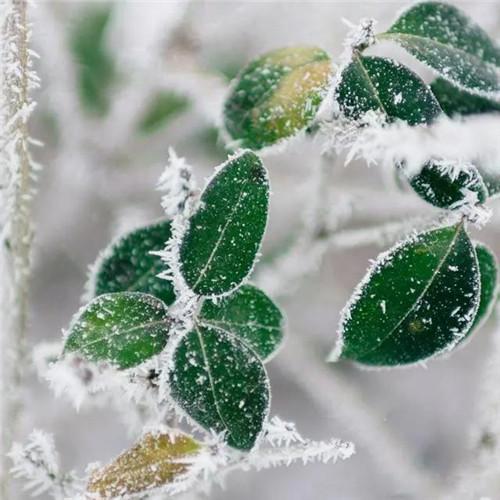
[335,55,441,125]
[408,161,487,209]
[331,224,480,366]
[92,220,175,306]
[223,46,331,150]
[64,292,171,369]
[179,151,269,297]
[169,325,269,450]
[431,77,500,117]
[70,5,115,115]
[381,2,500,96]
[469,243,498,333]
[199,284,284,361]
[88,432,201,497]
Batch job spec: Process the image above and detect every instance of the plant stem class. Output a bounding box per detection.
[0,0,38,497]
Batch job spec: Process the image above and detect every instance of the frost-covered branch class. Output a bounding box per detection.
[0,0,39,496]
[322,113,500,178]
[9,431,80,499]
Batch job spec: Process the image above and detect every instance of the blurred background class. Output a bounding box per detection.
[21,1,500,499]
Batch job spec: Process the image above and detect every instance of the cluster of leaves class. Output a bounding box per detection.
[222,1,500,367]
[45,2,500,498]
[61,151,285,495]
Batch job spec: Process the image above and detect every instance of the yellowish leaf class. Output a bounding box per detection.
[87,432,201,498]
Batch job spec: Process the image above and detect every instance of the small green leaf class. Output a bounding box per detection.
[381,2,500,96]
[138,91,190,134]
[180,151,269,297]
[335,55,441,125]
[332,224,480,366]
[70,5,115,116]
[431,77,500,117]
[88,432,201,497]
[224,46,331,150]
[408,161,487,209]
[169,325,269,450]
[199,284,284,361]
[468,243,498,334]
[64,292,171,369]
[92,220,175,306]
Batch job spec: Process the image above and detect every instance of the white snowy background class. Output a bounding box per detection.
[17,1,500,499]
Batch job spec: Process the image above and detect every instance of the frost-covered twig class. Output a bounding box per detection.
[323,113,500,178]
[0,0,39,496]
[9,430,80,499]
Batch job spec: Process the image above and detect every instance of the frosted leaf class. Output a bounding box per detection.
[88,219,176,306]
[335,55,441,126]
[198,284,284,361]
[64,292,171,369]
[179,151,269,297]
[169,324,270,450]
[87,431,202,498]
[223,46,332,151]
[458,242,498,345]
[407,159,488,210]
[381,2,500,97]
[330,223,481,366]
[431,77,500,117]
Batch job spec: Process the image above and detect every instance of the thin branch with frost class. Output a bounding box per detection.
[9,431,81,499]
[0,0,39,497]
[322,113,500,178]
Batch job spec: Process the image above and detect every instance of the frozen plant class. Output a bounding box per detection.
[9,1,500,499]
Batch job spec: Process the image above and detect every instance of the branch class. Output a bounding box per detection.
[0,1,39,497]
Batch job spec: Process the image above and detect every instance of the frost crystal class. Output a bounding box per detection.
[157,147,197,220]
[9,431,80,499]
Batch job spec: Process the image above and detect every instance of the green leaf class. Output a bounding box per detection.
[70,5,115,116]
[64,292,171,369]
[381,2,500,96]
[468,243,498,334]
[180,151,269,297]
[88,432,201,497]
[92,220,175,306]
[332,224,480,366]
[408,161,487,209]
[169,325,269,450]
[477,166,500,198]
[431,77,500,117]
[223,46,331,150]
[138,91,190,134]
[199,284,284,361]
[335,55,442,125]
